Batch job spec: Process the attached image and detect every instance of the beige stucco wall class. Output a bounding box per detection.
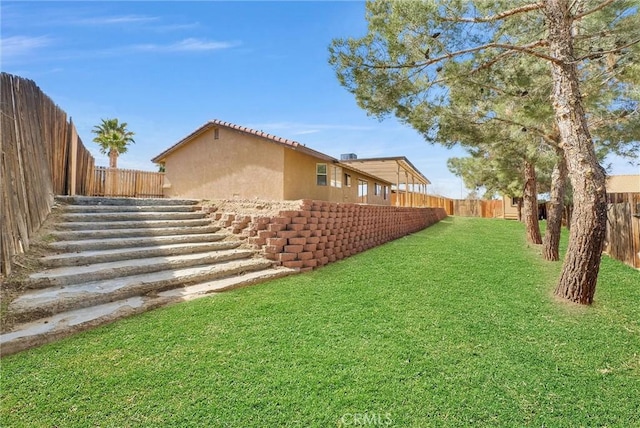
[502,196,520,220]
[606,175,640,193]
[363,177,391,206]
[161,126,392,205]
[282,149,333,201]
[282,150,391,205]
[163,128,285,200]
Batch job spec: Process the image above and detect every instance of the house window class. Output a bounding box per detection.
[331,166,342,188]
[316,163,328,186]
[214,128,220,139]
[374,183,382,196]
[344,173,352,187]
[383,185,389,200]
[511,197,522,206]
[358,179,368,202]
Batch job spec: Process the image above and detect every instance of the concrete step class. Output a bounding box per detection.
[54,218,212,231]
[28,248,255,288]
[157,267,295,298]
[41,241,241,268]
[0,267,296,357]
[56,196,199,206]
[9,258,276,323]
[58,211,207,222]
[49,225,220,241]
[59,204,198,213]
[49,233,227,252]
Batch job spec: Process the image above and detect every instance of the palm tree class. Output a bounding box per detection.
[91,118,135,168]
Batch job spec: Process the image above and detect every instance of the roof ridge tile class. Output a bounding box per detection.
[152,119,334,163]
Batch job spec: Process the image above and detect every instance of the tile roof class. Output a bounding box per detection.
[151,119,336,163]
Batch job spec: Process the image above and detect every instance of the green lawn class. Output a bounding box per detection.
[2,217,639,427]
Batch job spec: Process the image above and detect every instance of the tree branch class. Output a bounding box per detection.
[441,2,544,23]
[573,0,616,21]
[471,39,549,73]
[471,50,518,74]
[575,37,640,62]
[587,109,639,130]
[485,42,559,64]
[488,117,560,147]
[364,39,559,71]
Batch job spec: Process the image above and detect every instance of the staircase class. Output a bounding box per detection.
[1,196,294,356]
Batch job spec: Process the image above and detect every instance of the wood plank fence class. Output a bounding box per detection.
[392,192,448,211]
[424,195,455,215]
[452,199,503,218]
[91,167,164,198]
[1,73,163,277]
[394,194,502,218]
[1,73,96,277]
[605,192,640,269]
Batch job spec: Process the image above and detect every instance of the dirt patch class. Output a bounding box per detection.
[200,199,304,218]
[1,205,64,332]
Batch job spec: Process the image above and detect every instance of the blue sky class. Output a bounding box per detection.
[2,1,638,199]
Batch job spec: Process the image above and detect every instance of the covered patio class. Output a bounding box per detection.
[340,156,431,207]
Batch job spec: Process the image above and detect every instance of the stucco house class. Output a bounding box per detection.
[501,196,521,220]
[606,174,640,193]
[151,120,395,205]
[502,196,550,220]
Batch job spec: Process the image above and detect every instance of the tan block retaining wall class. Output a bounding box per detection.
[201,200,447,272]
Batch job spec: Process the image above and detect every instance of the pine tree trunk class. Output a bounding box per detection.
[543,149,567,261]
[546,0,607,304]
[523,160,542,244]
[109,149,118,169]
[564,205,572,230]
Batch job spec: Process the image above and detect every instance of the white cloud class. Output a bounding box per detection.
[1,35,52,57]
[74,15,160,25]
[292,129,320,135]
[153,23,201,32]
[130,38,240,53]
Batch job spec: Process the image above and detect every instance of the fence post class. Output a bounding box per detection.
[68,119,78,196]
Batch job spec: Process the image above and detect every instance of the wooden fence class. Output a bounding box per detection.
[0,73,163,277]
[452,199,503,218]
[1,73,95,277]
[424,195,455,215]
[605,192,640,269]
[91,167,164,198]
[392,192,451,212]
[401,194,502,218]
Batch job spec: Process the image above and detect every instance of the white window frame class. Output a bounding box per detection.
[316,163,328,186]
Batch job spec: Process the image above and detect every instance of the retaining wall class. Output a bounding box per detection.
[203,199,447,272]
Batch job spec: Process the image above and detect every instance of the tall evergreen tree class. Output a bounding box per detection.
[329,0,639,304]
